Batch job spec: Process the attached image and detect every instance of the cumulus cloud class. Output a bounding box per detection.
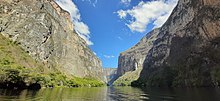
[104,55,115,59]
[117,0,178,33]
[55,0,93,45]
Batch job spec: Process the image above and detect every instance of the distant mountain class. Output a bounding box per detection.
[103,68,117,85]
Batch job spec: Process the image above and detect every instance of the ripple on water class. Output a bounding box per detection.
[139,94,150,100]
[1,87,220,101]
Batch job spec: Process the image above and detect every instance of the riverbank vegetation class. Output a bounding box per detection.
[113,68,142,86]
[0,65,105,89]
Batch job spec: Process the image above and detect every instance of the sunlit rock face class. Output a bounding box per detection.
[113,29,159,85]
[103,68,117,84]
[0,0,104,81]
[131,0,220,87]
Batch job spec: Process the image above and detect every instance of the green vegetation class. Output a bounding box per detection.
[211,67,220,86]
[0,65,105,88]
[113,68,142,86]
[67,77,105,87]
[0,34,104,89]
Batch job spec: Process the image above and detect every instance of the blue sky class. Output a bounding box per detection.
[55,0,177,68]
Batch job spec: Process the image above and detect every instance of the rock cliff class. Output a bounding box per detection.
[103,68,117,85]
[131,0,220,87]
[0,0,104,81]
[113,29,159,85]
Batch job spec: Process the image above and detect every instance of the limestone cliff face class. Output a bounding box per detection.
[0,0,104,80]
[131,0,220,87]
[103,68,117,84]
[113,29,159,85]
[117,29,159,77]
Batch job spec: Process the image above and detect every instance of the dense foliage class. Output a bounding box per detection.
[0,60,105,89]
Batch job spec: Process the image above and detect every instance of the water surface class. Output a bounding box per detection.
[0,87,220,101]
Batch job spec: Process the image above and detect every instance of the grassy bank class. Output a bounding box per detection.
[113,68,142,86]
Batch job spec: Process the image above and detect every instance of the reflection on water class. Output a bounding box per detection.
[0,87,220,101]
[108,87,147,101]
[0,87,109,101]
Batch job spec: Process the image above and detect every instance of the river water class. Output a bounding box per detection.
[0,87,220,101]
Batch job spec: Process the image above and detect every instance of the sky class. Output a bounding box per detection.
[55,0,178,68]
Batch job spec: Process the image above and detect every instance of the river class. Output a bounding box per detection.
[0,87,220,101]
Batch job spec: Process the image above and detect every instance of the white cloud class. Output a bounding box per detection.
[117,36,123,40]
[121,0,131,6]
[117,10,127,19]
[104,55,115,59]
[117,0,178,33]
[93,52,97,55]
[92,0,98,7]
[82,0,98,7]
[55,0,93,45]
